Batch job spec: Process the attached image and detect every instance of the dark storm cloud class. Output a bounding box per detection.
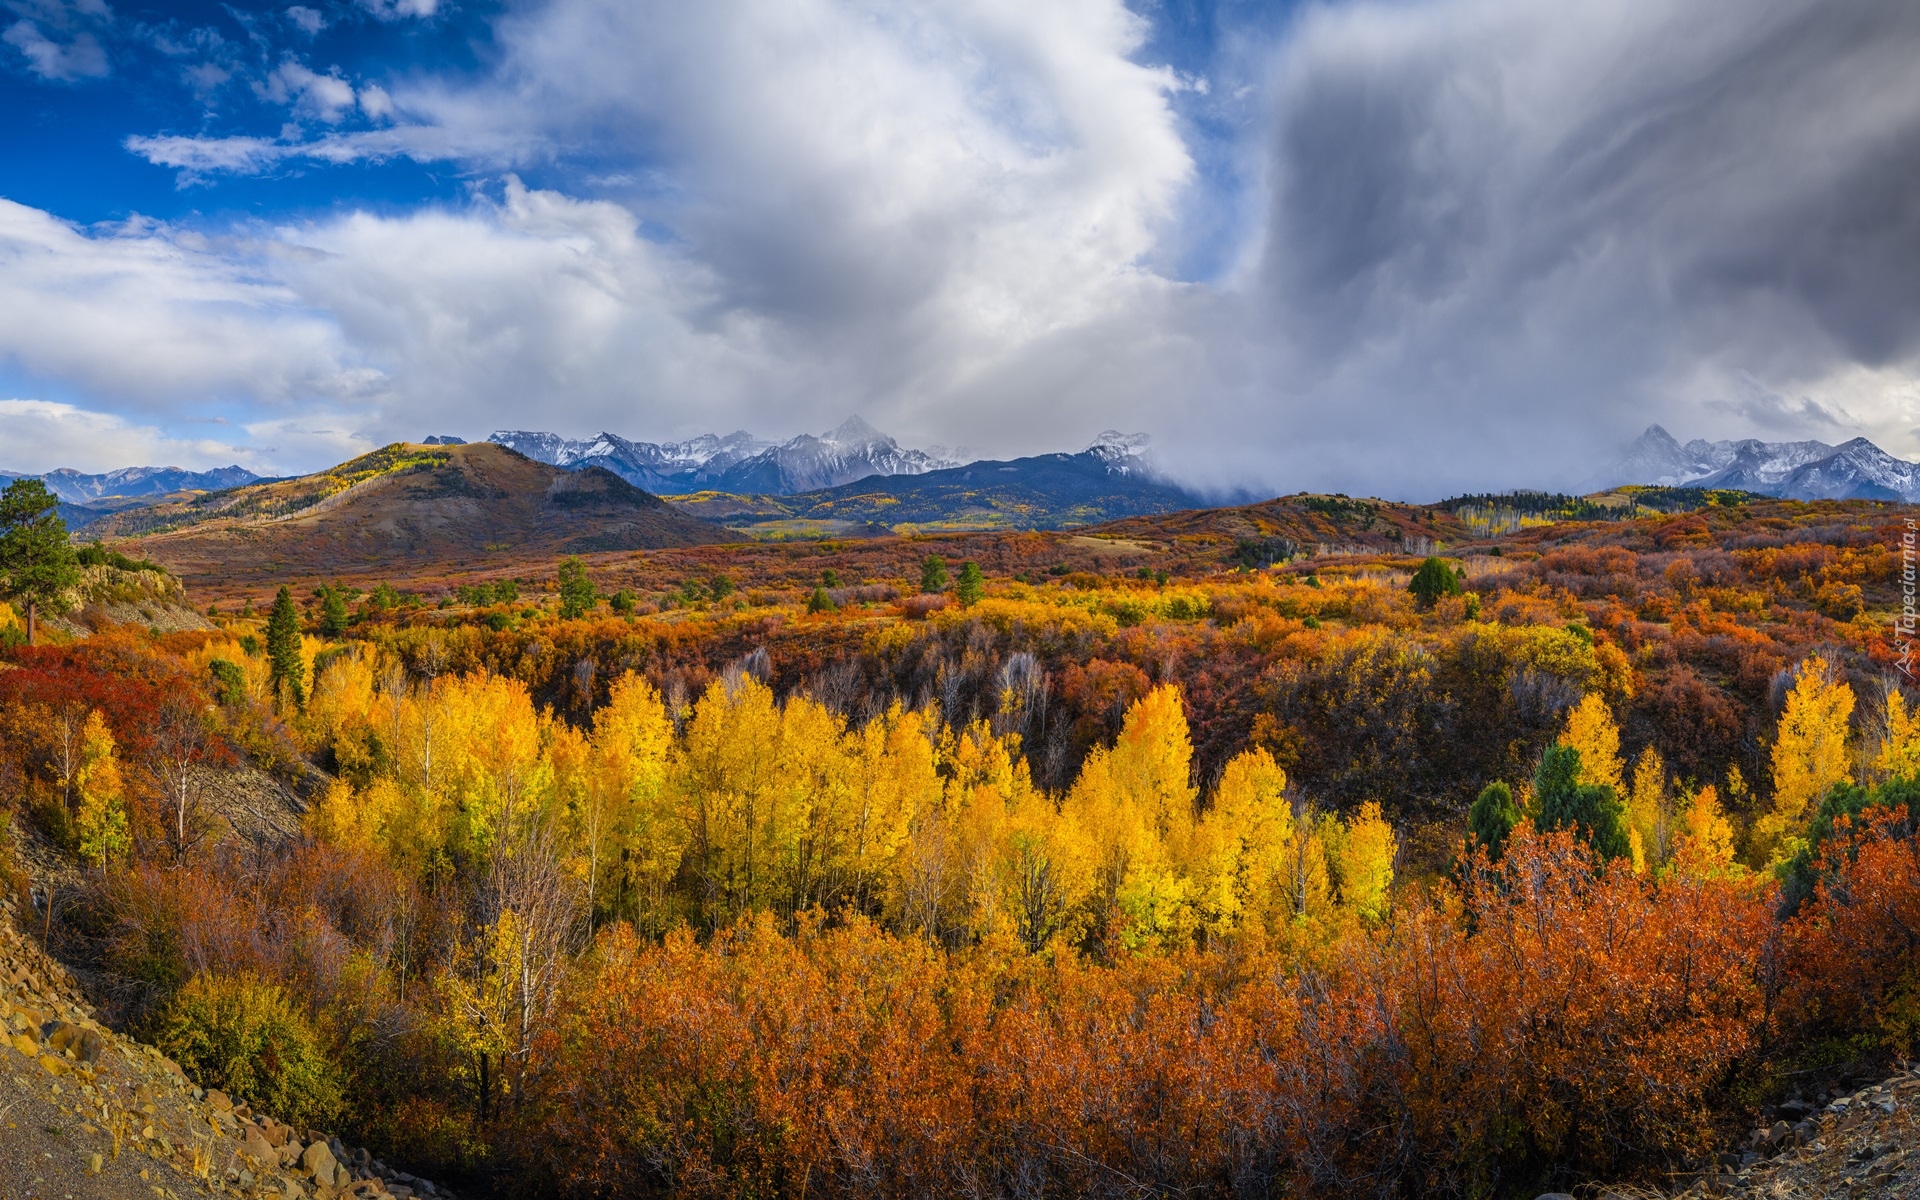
[1188,0,1920,497]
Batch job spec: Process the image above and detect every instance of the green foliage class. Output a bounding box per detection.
[1230,538,1299,569]
[151,973,343,1129]
[1468,781,1521,859]
[1780,777,1920,911]
[1408,557,1464,609]
[609,589,638,615]
[317,586,350,637]
[955,561,984,607]
[1301,495,1377,524]
[921,554,950,594]
[821,568,841,588]
[369,582,404,611]
[208,659,247,707]
[557,557,598,619]
[0,477,80,641]
[708,574,734,601]
[1532,744,1630,860]
[808,586,838,614]
[266,586,306,707]
[74,543,163,573]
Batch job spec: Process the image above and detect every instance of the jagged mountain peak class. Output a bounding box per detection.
[823,414,885,445]
[1596,425,1920,501]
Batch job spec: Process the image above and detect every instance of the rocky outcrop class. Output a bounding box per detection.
[0,896,456,1200]
[1688,1067,1919,1197]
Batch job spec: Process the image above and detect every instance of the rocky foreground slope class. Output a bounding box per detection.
[0,896,456,1200]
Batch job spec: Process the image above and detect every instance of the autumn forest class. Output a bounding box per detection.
[2,484,1919,1199]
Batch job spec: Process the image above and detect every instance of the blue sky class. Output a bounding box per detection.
[3,0,1919,498]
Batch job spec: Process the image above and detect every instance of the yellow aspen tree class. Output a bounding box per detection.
[1278,806,1333,926]
[306,778,379,852]
[1874,687,1920,781]
[1063,686,1199,951]
[1670,784,1742,881]
[1624,747,1669,874]
[590,673,681,933]
[677,675,785,924]
[437,673,553,858]
[1189,747,1292,940]
[1758,654,1854,863]
[1561,693,1624,795]
[773,693,857,917]
[73,710,129,867]
[1332,801,1396,922]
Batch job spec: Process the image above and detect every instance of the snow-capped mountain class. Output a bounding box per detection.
[0,464,260,503]
[490,417,956,495]
[1596,425,1920,501]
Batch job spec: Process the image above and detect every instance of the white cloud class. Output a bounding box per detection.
[3,19,106,79]
[258,58,358,123]
[0,399,282,475]
[285,5,324,35]
[0,199,379,420]
[355,0,436,20]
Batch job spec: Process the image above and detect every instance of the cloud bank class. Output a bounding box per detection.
[4,0,1920,499]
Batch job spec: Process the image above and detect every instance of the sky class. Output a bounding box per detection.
[3,0,1920,499]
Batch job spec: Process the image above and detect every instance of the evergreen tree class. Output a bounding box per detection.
[955,561,984,607]
[1532,743,1630,861]
[557,557,598,619]
[0,477,80,646]
[920,554,949,594]
[266,585,306,707]
[1407,556,1464,609]
[1468,780,1521,859]
[807,586,837,614]
[318,586,350,637]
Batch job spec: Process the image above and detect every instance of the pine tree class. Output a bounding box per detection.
[1468,780,1521,859]
[557,557,598,619]
[808,586,837,613]
[0,477,79,646]
[955,561,984,607]
[318,586,350,637]
[1533,743,1630,861]
[1407,556,1463,609]
[266,585,306,707]
[921,554,949,594]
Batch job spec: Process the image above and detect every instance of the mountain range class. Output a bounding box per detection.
[671,431,1198,536]
[489,415,959,495]
[0,464,261,503]
[1597,425,1920,501]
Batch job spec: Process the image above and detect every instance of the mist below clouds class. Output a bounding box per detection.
[5,0,1920,501]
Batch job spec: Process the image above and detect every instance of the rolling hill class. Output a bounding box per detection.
[90,442,728,595]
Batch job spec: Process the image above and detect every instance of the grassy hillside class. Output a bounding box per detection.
[91,443,728,595]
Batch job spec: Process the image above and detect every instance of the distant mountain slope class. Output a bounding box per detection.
[1596,425,1920,499]
[0,463,260,503]
[1088,492,1472,559]
[670,440,1202,537]
[95,442,728,592]
[490,415,956,495]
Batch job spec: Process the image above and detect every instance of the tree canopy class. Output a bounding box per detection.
[0,477,79,645]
